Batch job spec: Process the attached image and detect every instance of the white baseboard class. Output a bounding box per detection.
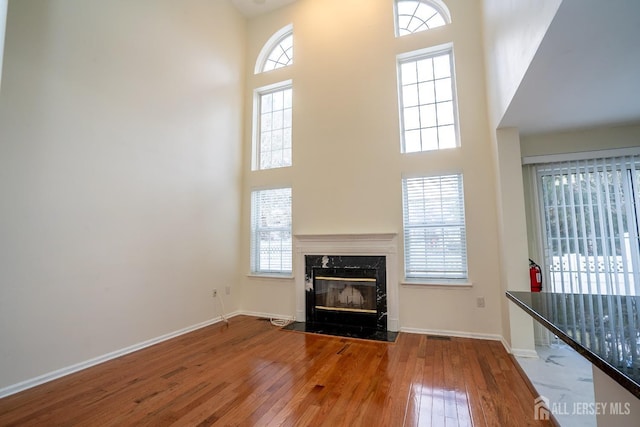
[511,348,540,358]
[0,312,519,399]
[400,326,503,342]
[240,310,297,322]
[0,315,234,399]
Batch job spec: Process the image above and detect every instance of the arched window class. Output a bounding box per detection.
[255,25,293,74]
[395,0,451,37]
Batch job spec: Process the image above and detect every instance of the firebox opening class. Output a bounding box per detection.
[311,267,379,329]
[314,275,376,314]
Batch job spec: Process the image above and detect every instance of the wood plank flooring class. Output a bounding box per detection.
[0,316,551,426]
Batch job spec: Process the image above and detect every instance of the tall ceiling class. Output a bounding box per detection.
[230,0,298,18]
[229,0,640,136]
[501,0,640,135]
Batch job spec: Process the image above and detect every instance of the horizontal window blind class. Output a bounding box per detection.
[402,174,467,280]
[251,188,292,274]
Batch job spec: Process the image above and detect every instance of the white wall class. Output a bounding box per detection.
[481,0,561,127]
[0,0,245,390]
[240,0,503,337]
[521,123,640,158]
[481,0,561,351]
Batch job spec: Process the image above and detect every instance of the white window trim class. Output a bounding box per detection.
[397,43,461,153]
[401,279,472,287]
[401,171,469,284]
[252,80,293,171]
[250,186,293,276]
[522,147,640,165]
[254,24,293,75]
[393,0,452,38]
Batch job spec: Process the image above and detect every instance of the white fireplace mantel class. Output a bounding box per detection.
[294,233,399,332]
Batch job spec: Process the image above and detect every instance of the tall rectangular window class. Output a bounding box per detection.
[251,187,292,274]
[537,155,640,295]
[402,174,468,281]
[398,46,459,153]
[255,84,292,170]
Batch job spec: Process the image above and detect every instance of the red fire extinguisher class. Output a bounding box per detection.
[529,259,542,292]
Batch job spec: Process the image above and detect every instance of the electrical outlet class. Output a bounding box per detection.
[225,286,231,295]
[212,289,217,298]
[476,296,485,308]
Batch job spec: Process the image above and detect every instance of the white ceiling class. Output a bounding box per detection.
[230,0,298,18]
[501,0,640,135]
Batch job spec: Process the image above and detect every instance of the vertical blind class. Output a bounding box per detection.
[402,174,468,280]
[250,188,292,274]
[536,155,640,374]
[537,155,640,296]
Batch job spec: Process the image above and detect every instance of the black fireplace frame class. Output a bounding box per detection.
[305,255,387,331]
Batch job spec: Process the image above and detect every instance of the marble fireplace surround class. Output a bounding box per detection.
[294,233,399,332]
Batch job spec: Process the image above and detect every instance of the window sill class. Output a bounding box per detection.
[401,279,472,288]
[247,273,294,280]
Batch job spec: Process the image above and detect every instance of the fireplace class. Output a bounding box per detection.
[306,255,386,331]
[290,233,399,340]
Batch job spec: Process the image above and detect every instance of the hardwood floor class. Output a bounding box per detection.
[0,316,551,426]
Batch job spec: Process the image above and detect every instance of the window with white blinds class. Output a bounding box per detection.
[537,155,640,295]
[402,173,468,281]
[251,188,292,275]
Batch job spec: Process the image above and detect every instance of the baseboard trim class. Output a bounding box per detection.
[497,338,540,358]
[239,310,297,322]
[0,312,518,399]
[511,348,540,358]
[0,314,235,399]
[400,326,503,342]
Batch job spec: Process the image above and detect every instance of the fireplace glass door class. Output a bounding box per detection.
[312,267,378,328]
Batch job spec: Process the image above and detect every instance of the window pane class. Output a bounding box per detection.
[420,127,438,151]
[257,87,293,170]
[401,62,418,84]
[417,58,434,82]
[404,106,421,130]
[433,54,451,78]
[396,0,448,37]
[435,77,452,101]
[398,49,459,153]
[402,174,467,280]
[404,130,422,153]
[438,125,456,149]
[261,112,272,132]
[403,85,420,107]
[262,33,293,72]
[436,101,454,125]
[420,104,437,127]
[418,81,436,104]
[261,93,272,113]
[251,188,292,274]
